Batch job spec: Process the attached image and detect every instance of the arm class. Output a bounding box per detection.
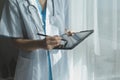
[1,1,61,52]
[12,36,61,51]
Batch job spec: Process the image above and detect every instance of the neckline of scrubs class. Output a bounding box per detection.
[35,0,53,80]
[36,0,46,33]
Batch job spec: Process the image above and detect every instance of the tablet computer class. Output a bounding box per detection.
[54,30,94,50]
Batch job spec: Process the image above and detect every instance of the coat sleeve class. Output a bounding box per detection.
[64,0,71,30]
[0,0,23,38]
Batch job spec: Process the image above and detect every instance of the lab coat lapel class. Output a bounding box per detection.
[46,0,60,36]
[22,0,45,33]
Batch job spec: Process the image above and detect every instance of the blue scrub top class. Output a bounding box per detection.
[36,0,53,80]
[36,0,46,32]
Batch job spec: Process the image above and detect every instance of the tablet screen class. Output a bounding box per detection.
[54,30,94,50]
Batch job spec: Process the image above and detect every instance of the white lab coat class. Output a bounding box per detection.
[0,0,70,80]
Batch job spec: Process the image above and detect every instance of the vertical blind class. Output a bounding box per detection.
[70,0,120,80]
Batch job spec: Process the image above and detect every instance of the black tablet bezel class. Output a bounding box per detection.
[54,30,94,50]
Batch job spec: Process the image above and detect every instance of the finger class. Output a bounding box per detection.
[66,31,74,36]
[48,36,61,41]
[45,36,62,48]
[46,42,60,50]
[43,38,60,50]
[47,40,61,45]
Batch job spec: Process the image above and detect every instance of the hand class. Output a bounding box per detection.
[66,31,74,36]
[42,35,61,50]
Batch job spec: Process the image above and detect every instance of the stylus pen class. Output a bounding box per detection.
[37,33,68,48]
[37,33,67,41]
[37,33,48,37]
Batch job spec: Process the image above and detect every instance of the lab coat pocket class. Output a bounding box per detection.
[14,56,33,80]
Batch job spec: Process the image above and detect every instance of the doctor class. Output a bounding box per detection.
[0,0,71,80]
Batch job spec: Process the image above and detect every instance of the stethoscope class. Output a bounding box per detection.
[26,0,55,35]
[27,0,55,16]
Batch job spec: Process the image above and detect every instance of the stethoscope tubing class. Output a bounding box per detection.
[51,0,54,16]
[27,0,54,16]
[27,0,55,34]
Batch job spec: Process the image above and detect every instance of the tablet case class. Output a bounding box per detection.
[54,30,94,50]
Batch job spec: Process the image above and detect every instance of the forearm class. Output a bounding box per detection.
[12,36,61,52]
[12,39,45,51]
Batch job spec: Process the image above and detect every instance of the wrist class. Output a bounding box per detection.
[38,39,46,49]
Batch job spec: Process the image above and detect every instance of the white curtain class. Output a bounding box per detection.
[70,0,120,80]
